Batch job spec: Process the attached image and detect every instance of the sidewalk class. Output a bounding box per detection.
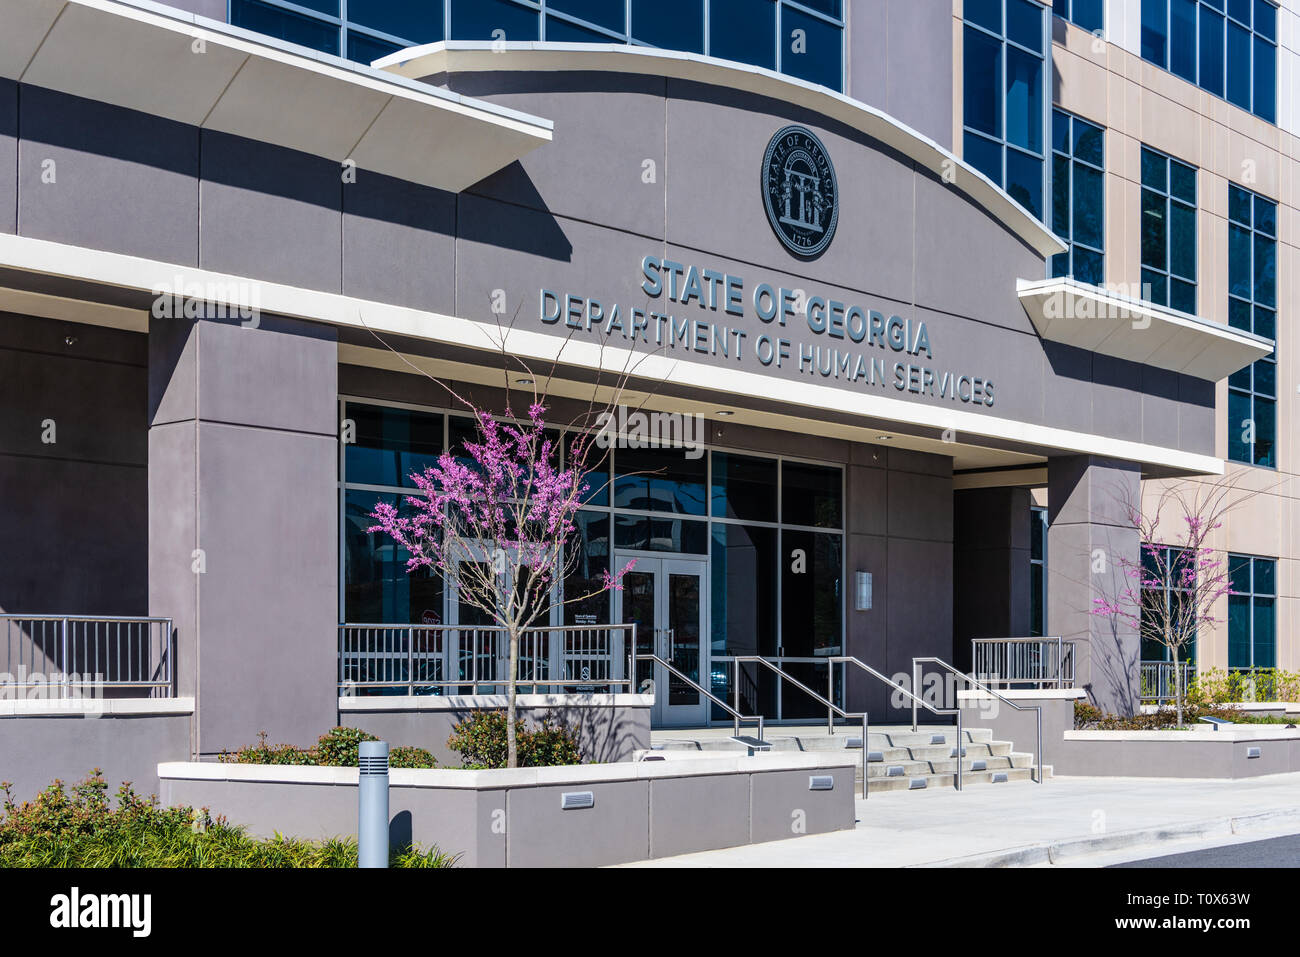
[620,772,1300,867]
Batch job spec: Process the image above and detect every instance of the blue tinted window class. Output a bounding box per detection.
[1199,6,1224,95]
[1053,0,1104,31]
[1170,0,1197,80]
[1140,0,1276,121]
[1227,183,1278,467]
[1141,0,1167,63]
[546,15,618,41]
[1228,555,1276,668]
[1006,0,1043,52]
[549,0,625,32]
[710,0,777,70]
[452,0,539,41]
[348,31,403,65]
[964,28,1002,137]
[632,0,704,52]
[963,2,1046,223]
[780,5,842,89]
[344,404,445,488]
[1139,146,1197,313]
[351,0,444,42]
[231,0,340,55]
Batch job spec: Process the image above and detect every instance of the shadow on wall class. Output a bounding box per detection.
[539,702,649,764]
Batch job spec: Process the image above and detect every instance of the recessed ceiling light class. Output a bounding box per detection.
[877,434,892,441]
[716,410,735,417]
[515,378,535,386]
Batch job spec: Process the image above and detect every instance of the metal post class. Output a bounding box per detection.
[406,626,414,696]
[827,662,834,734]
[60,617,70,699]
[1036,705,1043,784]
[911,660,919,732]
[955,708,963,792]
[358,741,390,868]
[862,713,869,799]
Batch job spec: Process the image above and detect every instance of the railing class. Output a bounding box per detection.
[913,656,1042,785]
[1139,659,1196,704]
[0,615,175,698]
[712,654,839,723]
[632,648,764,743]
[729,656,871,797]
[971,637,1074,689]
[828,656,969,794]
[338,623,634,695]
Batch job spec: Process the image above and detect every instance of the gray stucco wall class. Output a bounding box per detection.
[1047,455,1141,714]
[847,0,954,149]
[148,314,339,756]
[1,75,1217,454]
[0,313,147,614]
[1054,734,1300,778]
[0,711,192,802]
[159,759,857,867]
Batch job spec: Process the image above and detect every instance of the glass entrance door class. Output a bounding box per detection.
[618,555,707,727]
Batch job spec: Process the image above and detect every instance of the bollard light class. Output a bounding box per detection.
[358,740,390,869]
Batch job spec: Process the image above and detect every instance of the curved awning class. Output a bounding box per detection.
[374,40,1068,259]
[0,0,552,192]
[1018,278,1273,382]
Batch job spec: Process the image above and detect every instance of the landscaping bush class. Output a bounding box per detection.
[446,711,583,769]
[1073,699,1244,730]
[0,773,454,868]
[220,727,436,769]
[1188,667,1300,705]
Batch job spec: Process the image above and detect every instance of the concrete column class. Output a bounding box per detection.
[149,313,338,756]
[953,486,1033,672]
[1046,455,1141,715]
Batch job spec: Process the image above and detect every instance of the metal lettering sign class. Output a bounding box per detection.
[762,125,839,259]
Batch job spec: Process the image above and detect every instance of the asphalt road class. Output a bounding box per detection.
[1112,833,1300,867]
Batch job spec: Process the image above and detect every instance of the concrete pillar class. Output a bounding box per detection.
[953,486,1033,672]
[1046,455,1141,715]
[149,313,338,756]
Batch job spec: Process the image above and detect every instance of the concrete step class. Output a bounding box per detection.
[863,765,1040,793]
[862,752,1036,779]
[868,742,1013,762]
[652,727,995,753]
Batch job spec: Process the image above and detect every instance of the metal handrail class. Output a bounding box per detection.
[971,636,1074,689]
[729,656,874,797]
[913,656,1043,785]
[0,614,175,697]
[339,622,635,695]
[825,655,966,793]
[633,650,764,744]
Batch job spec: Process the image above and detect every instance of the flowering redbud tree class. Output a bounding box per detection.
[1090,480,1244,726]
[368,399,633,768]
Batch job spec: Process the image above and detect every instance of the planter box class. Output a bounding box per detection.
[158,751,857,867]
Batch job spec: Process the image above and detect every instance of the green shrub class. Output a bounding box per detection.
[0,772,455,868]
[446,712,583,769]
[1189,667,1300,705]
[1073,700,1243,730]
[220,727,437,769]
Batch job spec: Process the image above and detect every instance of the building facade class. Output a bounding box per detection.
[0,0,1291,763]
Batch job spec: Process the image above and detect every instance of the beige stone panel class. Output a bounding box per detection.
[1205,121,1232,182]
[1199,205,1226,325]
[1276,597,1297,671]
[1104,169,1132,286]
[1054,48,1109,124]
[1228,135,1280,200]
[1223,490,1286,561]
[1105,70,1131,135]
[1061,17,1107,63]
[1140,88,1200,162]
[1116,175,1143,290]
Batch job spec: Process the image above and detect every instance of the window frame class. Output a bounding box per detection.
[1227,553,1276,671]
[1226,182,1278,469]
[1139,144,1199,315]
[1049,108,1106,286]
[1137,0,1278,123]
[962,0,1051,223]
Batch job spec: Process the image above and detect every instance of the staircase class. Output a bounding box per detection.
[648,725,1047,792]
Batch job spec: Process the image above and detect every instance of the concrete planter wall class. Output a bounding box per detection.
[158,752,857,867]
[339,692,652,765]
[0,698,194,801]
[961,689,1300,778]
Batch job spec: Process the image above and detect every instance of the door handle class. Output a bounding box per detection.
[665,628,675,658]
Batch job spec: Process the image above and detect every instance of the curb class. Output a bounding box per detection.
[912,807,1300,868]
